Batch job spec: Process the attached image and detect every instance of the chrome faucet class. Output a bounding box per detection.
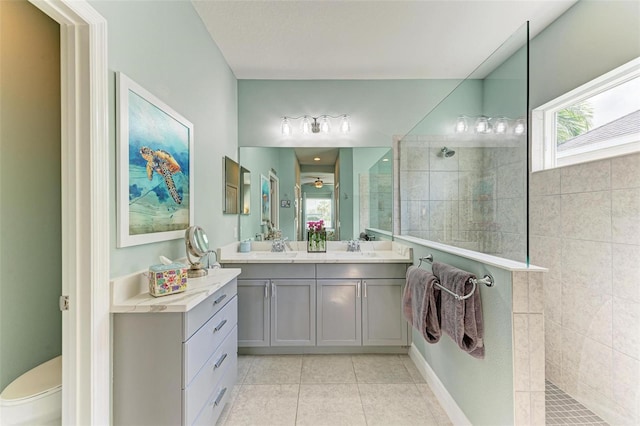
[346,240,361,252]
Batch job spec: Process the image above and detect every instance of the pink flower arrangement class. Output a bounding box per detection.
[307,220,325,232]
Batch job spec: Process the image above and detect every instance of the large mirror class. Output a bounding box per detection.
[223,156,239,214]
[238,147,392,241]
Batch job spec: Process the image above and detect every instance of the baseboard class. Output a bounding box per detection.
[408,343,472,426]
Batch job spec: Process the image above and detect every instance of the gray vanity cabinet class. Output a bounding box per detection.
[317,264,409,347]
[113,280,238,426]
[316,280,362,346]
[236,264,316,347]
[361,279,408,346]
[237,279,270,347]
[270,279,316,346]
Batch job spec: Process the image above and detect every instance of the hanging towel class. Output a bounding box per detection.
[403,266,441,343]
[432,261,485,359]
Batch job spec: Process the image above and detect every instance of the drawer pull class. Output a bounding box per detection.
[213,294,227,305]
[214,387,227,407]
[214,353,228,369]
[213,319,228,333]
[264,282,269,299]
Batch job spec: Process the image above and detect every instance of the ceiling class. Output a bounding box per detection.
[192,0,577,80]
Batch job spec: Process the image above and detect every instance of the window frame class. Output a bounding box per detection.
[532,57,640,172]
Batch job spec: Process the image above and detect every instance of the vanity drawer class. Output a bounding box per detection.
[184,279,237,340]
[184,326,237,425]
[191,364,237,426]
[184,296,237,386]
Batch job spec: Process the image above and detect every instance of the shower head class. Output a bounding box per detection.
[441,147,455,158]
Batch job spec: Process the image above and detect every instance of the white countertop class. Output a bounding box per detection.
[110,267,241,313]
[217,241,413,264]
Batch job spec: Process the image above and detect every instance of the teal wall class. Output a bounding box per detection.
[0,0,62,390]
[529,0,640,109]
[400,239,514,425]
[89,1,239,277]
[237,147,285,240]
[238,80,461,148]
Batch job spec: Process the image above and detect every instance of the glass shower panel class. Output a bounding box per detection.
[398,22,529,263]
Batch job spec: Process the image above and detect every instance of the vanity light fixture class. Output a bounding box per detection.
[281,114,351,136]
[314,177,324,188]
[454,115,526,135]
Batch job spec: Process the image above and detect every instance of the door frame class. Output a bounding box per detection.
[29,1,110,424]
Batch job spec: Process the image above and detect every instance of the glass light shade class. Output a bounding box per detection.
[454,116,468,133]
[319,116,331,133]
[301,116,312,134]
[513,119,526,135]
[474,116,491,134]
[340,115,351,133]
[281,117,291,136]
[314,178,323,188]
[494,117,508,134]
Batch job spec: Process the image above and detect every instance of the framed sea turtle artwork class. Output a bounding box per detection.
[116,72,194,247]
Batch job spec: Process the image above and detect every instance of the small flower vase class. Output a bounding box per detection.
[307,230,327,253]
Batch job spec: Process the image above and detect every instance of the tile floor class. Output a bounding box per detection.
[545,381,608,426]
[216,354,453,426]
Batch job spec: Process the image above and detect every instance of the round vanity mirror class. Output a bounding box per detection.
[185,225,210,277]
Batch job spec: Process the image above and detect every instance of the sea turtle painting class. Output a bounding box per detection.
[139,146,183,204]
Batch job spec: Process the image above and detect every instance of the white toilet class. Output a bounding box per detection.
[0,356,62,425]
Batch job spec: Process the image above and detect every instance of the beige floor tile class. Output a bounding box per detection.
[296,383,366,425]
[215,385,241,426]
[301,355,356,383]
[416,384,453,425]
[359,383,439,425]
[224,384,299,426]
[244,355,302,384]
[352,354,413,383]
[399,355,427,383]
[236,355,255,384]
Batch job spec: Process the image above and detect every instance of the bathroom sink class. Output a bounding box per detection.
[251,251,298,258]
[334,252,378,258]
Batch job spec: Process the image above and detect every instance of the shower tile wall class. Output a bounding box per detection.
[398,137,527,262]
[530,153,640,426]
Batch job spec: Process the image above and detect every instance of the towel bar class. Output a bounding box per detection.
[418,254,494,301]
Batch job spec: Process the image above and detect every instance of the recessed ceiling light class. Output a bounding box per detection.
[382,158,389,162]
[313,157,321,161]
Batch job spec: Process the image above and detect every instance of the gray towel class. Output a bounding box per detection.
[403,266,441,343]
[432,261,485,359]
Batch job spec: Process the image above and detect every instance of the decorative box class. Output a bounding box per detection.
[148,263,188,297]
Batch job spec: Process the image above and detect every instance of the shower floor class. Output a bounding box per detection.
[545,380,608,425]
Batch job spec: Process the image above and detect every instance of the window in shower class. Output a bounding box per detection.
[532,57,640,171]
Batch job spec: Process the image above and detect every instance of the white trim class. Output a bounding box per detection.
[29,1,110,425]
[395,235,547,272]
[532,56,640,172]
[408,344,472,426]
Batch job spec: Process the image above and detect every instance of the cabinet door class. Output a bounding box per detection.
[362,279,408,346]
[270,279,316,346]
[237,280,270,347]
[317,280,361,346]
